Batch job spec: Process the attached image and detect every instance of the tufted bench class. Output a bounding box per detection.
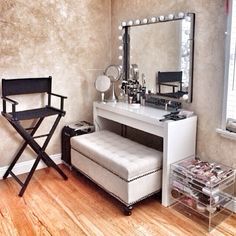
[71,130,162,215]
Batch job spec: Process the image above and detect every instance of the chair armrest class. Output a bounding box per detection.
[47,93,67,111]
[48,92,67,99]
[2,96,19,105]
[1,96,18,114]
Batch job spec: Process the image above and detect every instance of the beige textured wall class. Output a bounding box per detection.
[111,0,236,168]
[1,0,235,172]
[0,0,111,166]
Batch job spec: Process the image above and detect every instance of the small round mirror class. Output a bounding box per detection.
[105,65,122,82]
[95,75,111,103]
[105,65,122,102]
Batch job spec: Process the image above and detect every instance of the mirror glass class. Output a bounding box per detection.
[123,14,194,103]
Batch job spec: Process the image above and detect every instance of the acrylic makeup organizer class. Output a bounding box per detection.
[170,157,235,232]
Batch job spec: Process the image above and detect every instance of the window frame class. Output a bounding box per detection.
[222,0,234,129]
[217,0,236,139]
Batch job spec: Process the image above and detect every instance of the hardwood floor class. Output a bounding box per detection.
[0,164,235,236]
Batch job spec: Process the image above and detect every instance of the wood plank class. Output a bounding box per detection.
[0,165,235,236]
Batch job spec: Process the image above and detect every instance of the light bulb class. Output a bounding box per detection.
[128,20,133,26]
[135,19,141,25]
[159,15,165,21]
[185,16,191,22]
[118,25,122,30]
[151,17,156,23]
[118,55,122,60]
[121,21,126,26]
[118,46,123,50]
[168,14,174,20]
[142,18,148,24]
[178,12,185,18]
[118,35,122,40]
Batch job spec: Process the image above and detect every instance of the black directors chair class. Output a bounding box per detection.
[1,76,68,196]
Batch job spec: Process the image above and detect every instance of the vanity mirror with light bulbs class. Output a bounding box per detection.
[119,12,195,109]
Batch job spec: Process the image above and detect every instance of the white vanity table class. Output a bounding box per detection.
[93,101,197,207]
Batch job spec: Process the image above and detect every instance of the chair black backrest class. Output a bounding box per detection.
[2,77,52,97]
[157,71,182,83]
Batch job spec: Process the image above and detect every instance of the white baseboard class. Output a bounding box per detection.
[0,154,62,180]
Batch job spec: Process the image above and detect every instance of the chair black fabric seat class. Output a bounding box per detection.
[1,77,68,197]
[9,107,64,121]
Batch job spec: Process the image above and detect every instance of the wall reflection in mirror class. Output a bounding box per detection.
[121,13,195,108]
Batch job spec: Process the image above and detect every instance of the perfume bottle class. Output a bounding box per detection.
[118,89,125,102]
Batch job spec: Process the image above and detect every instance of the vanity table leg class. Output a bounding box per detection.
[161,116,197,207]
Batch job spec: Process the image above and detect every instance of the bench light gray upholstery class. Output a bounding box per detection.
[71,130,162,205]
[71,130,162,181]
